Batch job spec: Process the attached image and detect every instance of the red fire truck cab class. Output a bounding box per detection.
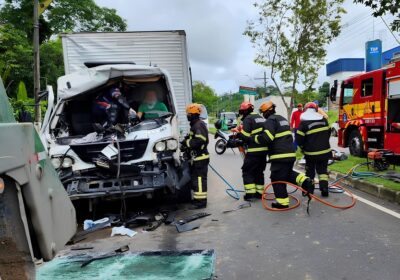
[330,57,400,157]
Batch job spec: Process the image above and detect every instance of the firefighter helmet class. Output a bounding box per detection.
[186,103,202,115]
[304,102,318,111]
[259,101,275,113]
[239,102,254,111]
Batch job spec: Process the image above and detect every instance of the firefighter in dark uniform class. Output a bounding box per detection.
[254,101,314,208]
[183,103,209,209]
[296,102,331,197]
[237,102,268,200]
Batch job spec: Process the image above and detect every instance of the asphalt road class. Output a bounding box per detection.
[60,136,400,280]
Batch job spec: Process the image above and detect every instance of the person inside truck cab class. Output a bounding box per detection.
[92,87,136,126]
[137,89,168,119]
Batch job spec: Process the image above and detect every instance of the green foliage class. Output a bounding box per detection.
[0,0,126,102]
[0,0,127,43]
[192,81,218,113]
[0,24,33,96]
[354,0,400,31]
[244,0,345,119]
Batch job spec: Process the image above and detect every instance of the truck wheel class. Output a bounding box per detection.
[215,139,227,155]
[349,130,364,157]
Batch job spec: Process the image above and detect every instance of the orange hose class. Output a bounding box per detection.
[262,181,357,212]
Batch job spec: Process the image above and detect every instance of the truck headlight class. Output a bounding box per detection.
[154,141,166,152]
[51,156,74,169]
[166,139,178,150]
[51,157,61,169]
[62,157,74,168]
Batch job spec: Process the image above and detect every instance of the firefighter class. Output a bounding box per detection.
[296,102,331,197]
[237,102,268,200]
[183,103,209,209]
[254,101,314,208]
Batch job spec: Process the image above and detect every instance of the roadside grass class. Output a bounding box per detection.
[327,110,338,125]
[329,155,400,191]
[209,126,216,135]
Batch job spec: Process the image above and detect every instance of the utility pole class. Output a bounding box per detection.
[33,0,41,129]
[253,71,268,97]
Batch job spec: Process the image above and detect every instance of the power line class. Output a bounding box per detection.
[380,16,400,44]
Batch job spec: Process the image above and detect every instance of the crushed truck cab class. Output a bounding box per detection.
[40,64,190,201]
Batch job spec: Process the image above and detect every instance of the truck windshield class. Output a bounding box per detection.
[129,118,167,132]
[342,83,354,105]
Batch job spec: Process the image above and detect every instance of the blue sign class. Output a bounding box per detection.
[365,39,382,72]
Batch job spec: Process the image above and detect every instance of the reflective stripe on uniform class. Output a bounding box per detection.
[247,147,269,152]
[251,127,263,134]
[194,176,207,200]
[296,130,305,136]
[195,134,207,141]
[241,130,251,137]
[276,197,290,206]
[306,126,330,135]
[275,130,292,138]
[319,174,329,181]
[304,148,332,156]
[256,185,264,194]
[295,173,307,186]
[265,130,275,141]
[244,183,256,194]
[269,153,296,160]
[186,139,191,147]
[194,154,210,161]
[255,135,260,144]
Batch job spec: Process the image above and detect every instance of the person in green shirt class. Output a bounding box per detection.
[137,90,168,119]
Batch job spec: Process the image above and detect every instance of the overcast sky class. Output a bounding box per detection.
[96,0,399,94]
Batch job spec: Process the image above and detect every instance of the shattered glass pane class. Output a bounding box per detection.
[37,250,215,280]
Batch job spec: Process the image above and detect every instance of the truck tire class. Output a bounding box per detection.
[349,130,364,157]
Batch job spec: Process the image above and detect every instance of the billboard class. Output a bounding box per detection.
[365,39,382,72]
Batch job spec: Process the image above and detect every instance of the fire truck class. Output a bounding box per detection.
[330,56,400,157]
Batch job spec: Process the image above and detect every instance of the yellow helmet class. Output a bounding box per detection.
[186,103,202,115]
[259,101,275,113]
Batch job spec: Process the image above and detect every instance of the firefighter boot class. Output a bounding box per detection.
[319,180,329,197]
[271,202,289,209]
[271,197,289,209]
[301,178,315,196]
[244,193,256,201]
[190,200,207,209]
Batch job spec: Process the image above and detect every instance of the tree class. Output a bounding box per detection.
[0,0,127,98]
[192,81,218,113]
[244,0,345,119]
[0,0,127,43]
[354,0,400,31]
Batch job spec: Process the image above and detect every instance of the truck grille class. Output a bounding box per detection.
[70,139,149,162]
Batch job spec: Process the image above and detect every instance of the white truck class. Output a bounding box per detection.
[40,31,195,202]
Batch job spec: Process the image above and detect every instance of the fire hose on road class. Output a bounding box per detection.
[208,162,380,213]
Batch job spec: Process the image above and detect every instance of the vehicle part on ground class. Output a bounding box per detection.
[174,212,211,225]
[80,245,130,268]
[175,222,201,233]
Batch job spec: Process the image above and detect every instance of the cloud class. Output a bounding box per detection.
[96,0,400,94]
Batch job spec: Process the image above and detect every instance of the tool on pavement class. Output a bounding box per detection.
[222,202,251,214]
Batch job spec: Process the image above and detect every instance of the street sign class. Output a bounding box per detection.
[239,86,257,95]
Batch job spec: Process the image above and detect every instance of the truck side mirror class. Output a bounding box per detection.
[330,87,336,102]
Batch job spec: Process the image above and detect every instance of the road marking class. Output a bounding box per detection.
[347,192,400,219]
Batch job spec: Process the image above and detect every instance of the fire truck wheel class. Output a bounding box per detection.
[349,130,364,157]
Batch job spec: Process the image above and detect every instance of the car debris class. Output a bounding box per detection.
[80,245,130,268]
[111,226,137,238]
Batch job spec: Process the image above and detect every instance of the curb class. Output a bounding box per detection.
[295,162,400,205]
[329,171,400,205]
